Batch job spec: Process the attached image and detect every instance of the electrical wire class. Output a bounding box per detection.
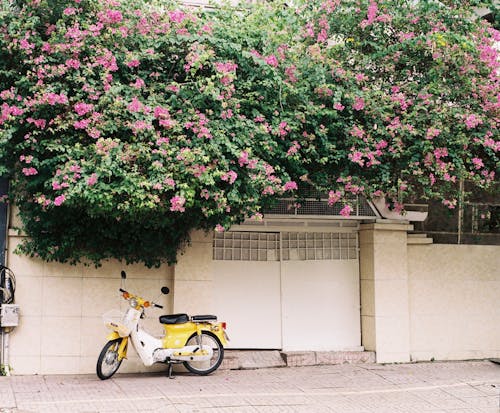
[0,265,15,304]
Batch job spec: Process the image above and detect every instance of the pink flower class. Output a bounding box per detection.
[328,190,342,206]
[127,97,143,113]
[221,170,238,184]
[426,127,441,140]
[63,7,77,15]
[249,49,262,59]
[167,84,180,93]
[472,157,484,169]
[433,147,448,159]
[215,224,225,233]
[238,151,249,167]
[262,186,275,195]
[74,119,90,129]
[429,173,436,186]
[131,78,145,89]
[442,199,456,209]
[164,178,175,188]
[317,29,328,43]
[333,102,345,111]
[283,181,298,191]
[106,9,122,23]
[87,128,101,139]
[349,126,365,138]
[169,10,186,24]
[65,59,80,69]
[339,205,353,217]
[355,73,368,82]
[285,65,297,83]
[214,62,238,73]
[19,38,35,53]
[86,173,98,186]
[360,1,378,28]
[349,150,365,166]
[464,114,483,129]
[352,97,365,111]
[126,59,140,68]
[74,102,93,116]
[278,121,289,137]
[27,118,46,129]
[22,167,38,176]
[286,141,301,156]
[265,55,279,67]
[200,189,210,199]
[221,109,233,120]
[54,195,66,206]
[170,195,186,212]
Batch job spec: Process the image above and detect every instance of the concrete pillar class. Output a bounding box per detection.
[359,221,412,363]
[172,230,214,315]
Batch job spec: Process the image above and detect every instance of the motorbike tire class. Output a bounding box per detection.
[96,338,123,380]
[183,331,224,375]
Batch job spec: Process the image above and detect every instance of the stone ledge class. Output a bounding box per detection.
[222,350,375,370]
[220,350,286,370]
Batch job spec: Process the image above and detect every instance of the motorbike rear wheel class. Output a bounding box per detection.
[96,338,123,380]
[183,331,224,375]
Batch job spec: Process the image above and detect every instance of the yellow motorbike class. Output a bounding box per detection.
[97,271,229,379]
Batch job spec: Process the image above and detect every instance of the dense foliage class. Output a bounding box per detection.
[0,0,498,266]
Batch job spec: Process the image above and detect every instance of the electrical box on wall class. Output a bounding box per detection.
[0,304,20,327]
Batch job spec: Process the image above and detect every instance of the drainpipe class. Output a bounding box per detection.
[0,177,11,375]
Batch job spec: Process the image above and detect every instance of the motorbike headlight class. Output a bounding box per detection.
[129,298,138,308]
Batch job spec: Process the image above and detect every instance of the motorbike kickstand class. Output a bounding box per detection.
[167,362,175,379]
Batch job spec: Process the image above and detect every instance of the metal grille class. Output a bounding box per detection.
[213,232,280,261]
[281,232,358,261]
[264,196,376,217]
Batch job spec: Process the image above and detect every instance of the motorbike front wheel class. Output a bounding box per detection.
[183,331,224,375]
[96,338,123,380]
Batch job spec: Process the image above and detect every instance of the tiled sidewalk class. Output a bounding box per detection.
[0,360,499,412]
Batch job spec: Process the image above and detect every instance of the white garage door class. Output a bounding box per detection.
[213,232,282,348]
[213,230,361,351]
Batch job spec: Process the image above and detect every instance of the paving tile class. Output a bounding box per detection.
[0,361,499,412]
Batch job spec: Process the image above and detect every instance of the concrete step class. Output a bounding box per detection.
[221,350,375,370]
[407,233,433,244]
[221,350,286,370]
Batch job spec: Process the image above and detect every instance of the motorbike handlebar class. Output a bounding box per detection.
[119,288,127,293]
[153,303,164,309]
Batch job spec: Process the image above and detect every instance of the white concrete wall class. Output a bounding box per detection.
[4,206,500,374]
[408,244,500,361]
[6,232,173,374]
[359,222,412,363]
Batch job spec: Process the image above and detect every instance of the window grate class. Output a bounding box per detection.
[213,232,280,261]
[281,232,358,261]
[214,231,358,261]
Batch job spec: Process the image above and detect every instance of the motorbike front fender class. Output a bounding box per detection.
[106,332,129,360]
[106,331,121,341]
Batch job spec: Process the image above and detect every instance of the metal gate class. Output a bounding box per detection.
[213,228,361,351]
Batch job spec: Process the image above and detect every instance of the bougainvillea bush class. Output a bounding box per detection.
[0,0,498,266]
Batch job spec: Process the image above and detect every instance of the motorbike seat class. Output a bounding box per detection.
[159,313,189,324]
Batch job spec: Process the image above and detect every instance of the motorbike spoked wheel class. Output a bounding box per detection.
[183,331,224,375]
[96,338,123,380]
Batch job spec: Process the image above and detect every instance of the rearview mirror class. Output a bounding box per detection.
[161,286,170,295]
[121,271,127,279]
